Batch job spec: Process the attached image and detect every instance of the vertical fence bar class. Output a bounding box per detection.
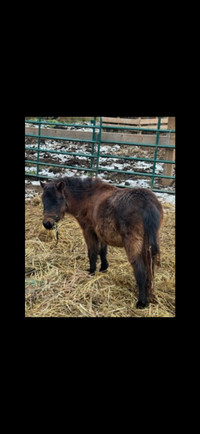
[90,116,96,173]
[96,116,102,176]
[162,117,175,186]
[36,116,42,176]
[151,116,161,189]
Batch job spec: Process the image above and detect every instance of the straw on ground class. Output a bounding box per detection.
[25,195,175,317]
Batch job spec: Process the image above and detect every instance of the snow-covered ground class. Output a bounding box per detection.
[25,141,165,178]
[25,130,175,206]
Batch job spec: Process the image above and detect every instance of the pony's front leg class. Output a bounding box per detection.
[83,228,99,274]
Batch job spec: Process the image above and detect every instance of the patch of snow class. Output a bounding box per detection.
[133,161,152,170]
[25,192,35,199]
[118,178,150,189]
[25,166,37,174]
[155,192,175,206]
[155,163,164,173]
[62,169,78,177]
[32,181,40,186]
[39,169,60,178]
[131,161,163,174]
[100,145,120,153]
[99,161,128,171]
[98,172,106,180]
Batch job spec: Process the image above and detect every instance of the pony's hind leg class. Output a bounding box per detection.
[124,233,148,308]
[133,256,148,308]
[99,243,109,272]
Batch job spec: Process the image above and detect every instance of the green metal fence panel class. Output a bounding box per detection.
[97,116,175,194]
[25,116,175,194]
[25,116,99,178]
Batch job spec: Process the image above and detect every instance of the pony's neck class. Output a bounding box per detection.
[64,186,87,218]
[64,178,101,219]
[67,196,85,218]
[63,177,105,219]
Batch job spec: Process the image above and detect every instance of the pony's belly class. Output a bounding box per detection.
[95,224,124,247]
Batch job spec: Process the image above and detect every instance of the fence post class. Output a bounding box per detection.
[96,117,102,176]
[90,116,96,173]
[151,117,161,190]
[162,117,175,187]
[36,116,42,176]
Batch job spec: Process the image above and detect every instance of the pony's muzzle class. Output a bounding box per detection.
[43,218,55,230]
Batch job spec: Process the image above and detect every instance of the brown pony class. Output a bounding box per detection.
[40,176,163,308]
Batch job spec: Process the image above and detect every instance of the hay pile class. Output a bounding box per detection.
[25,195,175,317]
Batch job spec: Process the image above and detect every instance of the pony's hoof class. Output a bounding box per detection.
[148,295,158,305]
[99,266,108,272]
[86,269,96,275]
[136,300,147,309]
[99,261,109,272]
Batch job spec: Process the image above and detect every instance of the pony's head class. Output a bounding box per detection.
[40,180,66,229]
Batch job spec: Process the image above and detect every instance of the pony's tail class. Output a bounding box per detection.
[142,204,163,301]
[142,205,162,266]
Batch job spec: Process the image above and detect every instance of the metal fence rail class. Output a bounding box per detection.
[25,116,175,194]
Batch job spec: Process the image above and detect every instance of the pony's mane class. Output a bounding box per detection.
[59,176,104,198]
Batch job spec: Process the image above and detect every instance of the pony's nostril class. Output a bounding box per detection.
[43,220,53,230]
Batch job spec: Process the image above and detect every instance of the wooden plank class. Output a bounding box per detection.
[25,126,170,145]
[162,117,176,186]
[101,132,169,145]
[25,127,93,141]
[140,118,168,125]
[102,117,137,125]
[102,117,168,126]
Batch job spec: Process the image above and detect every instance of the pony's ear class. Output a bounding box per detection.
[56,181,65,191]
[40,181,46,189]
